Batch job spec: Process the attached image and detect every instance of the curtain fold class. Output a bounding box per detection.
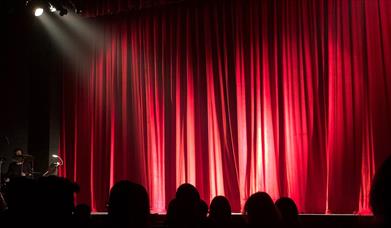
[59,0,391,213]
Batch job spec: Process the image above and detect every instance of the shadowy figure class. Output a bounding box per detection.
[198,200,209,225]
[0,177,38,227]
[107,180,150,228]
[275,197,300,228]
[208,196,232,228]
[5,148,32,180]
[166,198,178,227]
[370,155,391,227]
[73,203,92,227]
[244,192,281,227]
[166,183,203,228]
[36,175,80,227]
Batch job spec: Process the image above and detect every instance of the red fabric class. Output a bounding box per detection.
[59,0,391,213]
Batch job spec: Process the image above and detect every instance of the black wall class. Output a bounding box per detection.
[0,8,60,176]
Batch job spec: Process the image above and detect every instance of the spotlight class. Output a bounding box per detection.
[49,4,56,12]
[27,0,77,17]
[34,7,44,16]
[27,0,49,16]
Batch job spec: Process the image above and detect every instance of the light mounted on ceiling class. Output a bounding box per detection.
[49,4,56,12]
[26,0,80,17]
[34,7,44,16]
[27,0,49,17]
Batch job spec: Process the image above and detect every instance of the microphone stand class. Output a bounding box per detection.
[43,155,63,177]
[0,159,3,191]
[0,136,9,191]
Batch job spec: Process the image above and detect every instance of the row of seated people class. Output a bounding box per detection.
[0,155,390,228]
[0,179,300,228]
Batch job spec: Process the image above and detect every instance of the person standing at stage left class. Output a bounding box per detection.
[5,148,32,181]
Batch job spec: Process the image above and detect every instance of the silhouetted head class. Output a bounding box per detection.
[108,180,150,227]
[209,196,231,223]
[13,148,23,157]
[244,192,281,226]
[370,156,391,226]
[175,183,200,215]
[175,183,200,203]
[13,148,24,163]
[168,183,201,227]
[275,197,299,225]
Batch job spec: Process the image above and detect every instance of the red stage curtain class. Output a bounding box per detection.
[59,0,391,213]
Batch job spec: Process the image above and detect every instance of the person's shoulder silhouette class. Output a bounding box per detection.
[370,155,391,227]
[199,200,208,217]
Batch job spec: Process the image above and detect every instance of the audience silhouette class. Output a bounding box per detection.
[36,175,80,227]
[208,196,233,228]
[275,197,300,228]
[0,175,79,227]
[198,200,209,224]
[209,196,231,223]
[370,155,391,227]
[0,166,388,228]
[107,180,150,228]
[73,203,92,227]
[0,177,38,226]
[166,183,203,228]
[244,192,281,227]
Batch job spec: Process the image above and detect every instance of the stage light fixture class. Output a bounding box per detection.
[27,0,49,16]
[49,0,72,16]
[34,7,44,16]
[49,4,56,12]
[27,0,78,17]
[59,8,68,16]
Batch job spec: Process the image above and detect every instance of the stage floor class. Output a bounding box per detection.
[91,212,376,228]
